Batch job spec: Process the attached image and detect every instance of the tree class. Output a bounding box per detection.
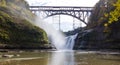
[104,0,120,26]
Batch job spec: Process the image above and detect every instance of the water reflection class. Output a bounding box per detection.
[48,51,75,65]
[1,51,120,65]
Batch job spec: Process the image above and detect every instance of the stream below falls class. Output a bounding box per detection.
[0,50,120,65]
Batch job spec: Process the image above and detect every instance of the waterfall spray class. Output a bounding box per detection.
[34,16,66,50]
[5,0,77,50]
[26,15,78,50]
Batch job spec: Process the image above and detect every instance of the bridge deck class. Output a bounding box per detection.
[29,6,93,12]
[29,6,93,25]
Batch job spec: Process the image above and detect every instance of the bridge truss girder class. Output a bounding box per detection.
[44,10,91,25]
[30,6,93,25]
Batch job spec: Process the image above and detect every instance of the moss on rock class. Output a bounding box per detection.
[0,0,50,49]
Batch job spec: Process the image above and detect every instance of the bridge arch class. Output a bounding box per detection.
[44,13,87,25]
[30,6,93,25]
[43,15,84,31]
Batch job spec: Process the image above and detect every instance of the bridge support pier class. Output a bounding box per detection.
[59,15,61,31]
[73,17,75,30]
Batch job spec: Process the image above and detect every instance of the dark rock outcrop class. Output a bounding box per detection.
[74,0,120,50]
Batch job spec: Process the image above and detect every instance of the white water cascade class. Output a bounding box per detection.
[33,16,78,50]
[64,34,78,50]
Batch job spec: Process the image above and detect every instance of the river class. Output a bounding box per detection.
[0,50,120,65]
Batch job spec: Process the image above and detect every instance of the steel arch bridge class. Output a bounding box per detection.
[29,6,93,25]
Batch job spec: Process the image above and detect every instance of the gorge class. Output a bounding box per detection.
[0,0,120,65]
[0,0,120,50]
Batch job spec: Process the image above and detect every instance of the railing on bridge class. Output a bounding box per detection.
[29,6,93,12]
[29,6,93,25]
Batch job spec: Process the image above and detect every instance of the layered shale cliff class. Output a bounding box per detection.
[74,0,120,50]
[0,0,50,49]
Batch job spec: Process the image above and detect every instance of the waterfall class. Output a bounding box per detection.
[32,16,78,50]
[64,34,78,50]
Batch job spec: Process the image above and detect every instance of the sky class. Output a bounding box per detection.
[26,0,99,6]
[26,0,99,31]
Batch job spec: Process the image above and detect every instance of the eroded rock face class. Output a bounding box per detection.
[74,25,105,49]
[74,0,120,50]
[74,29,97,50]
[0,0,50,49]
[74,25,120,50]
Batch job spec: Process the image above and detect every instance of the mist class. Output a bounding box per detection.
[34,16,66,50]
[7,0,66,50]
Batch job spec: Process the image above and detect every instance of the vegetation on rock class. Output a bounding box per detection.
[75,0,120,50]
[0,0,49,49]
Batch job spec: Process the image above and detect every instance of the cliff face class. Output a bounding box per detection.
[74,0,120,50]
[0,0,50,49]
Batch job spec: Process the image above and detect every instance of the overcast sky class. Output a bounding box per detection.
[26,0,99,6]
[26,0,99,31]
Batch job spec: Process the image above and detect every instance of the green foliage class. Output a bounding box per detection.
[5,1,35,21]
[0,16,5,22]
[0,11,11,19]
[0,11,13,44]
[88,0,118,28]
[85,0,120,49]
[0,29,9,41]
[103,0,120,26]
[103,0,120,34]
[0,0,49,48]
[0,0,6,6]
[108,0,120,24]
[88,0,109,28]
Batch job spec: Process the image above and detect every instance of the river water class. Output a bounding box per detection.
[0,50,120,65]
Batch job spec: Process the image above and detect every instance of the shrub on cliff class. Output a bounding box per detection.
[0,0,49,49]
